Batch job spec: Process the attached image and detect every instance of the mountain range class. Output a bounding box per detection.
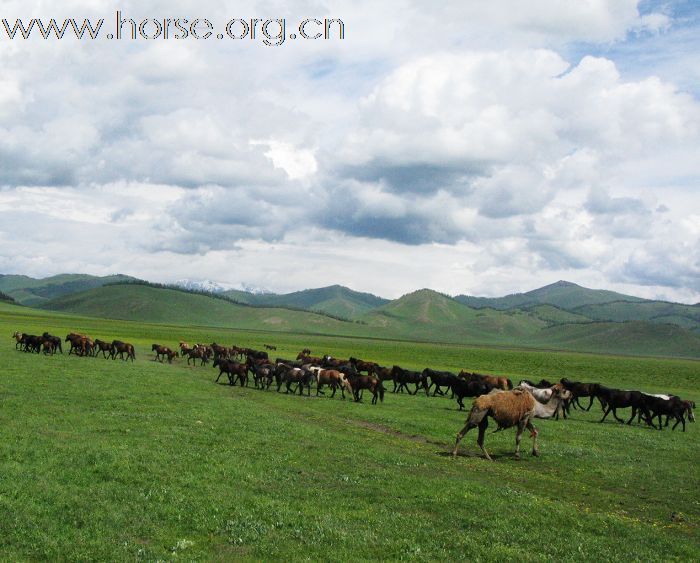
[3,274,700,358]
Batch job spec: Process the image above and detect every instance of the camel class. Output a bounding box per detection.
[452,386,572,461]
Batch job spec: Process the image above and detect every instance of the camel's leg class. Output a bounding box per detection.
[514,419,527,459]
[452,420,475,457]
[527,421,539,456]
[476,417,492,461]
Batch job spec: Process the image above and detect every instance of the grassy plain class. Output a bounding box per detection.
[0,302,698,560]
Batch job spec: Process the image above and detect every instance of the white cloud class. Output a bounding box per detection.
[0,0,698,303]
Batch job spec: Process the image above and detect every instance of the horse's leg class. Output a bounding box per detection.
[611,407,625,424]
[586,396,594,411]
[626,408,637,425]
[600,405,612,423]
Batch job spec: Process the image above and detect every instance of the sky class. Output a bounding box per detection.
[0,1,699,302]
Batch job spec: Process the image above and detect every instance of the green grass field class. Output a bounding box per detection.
[1,303,698,560]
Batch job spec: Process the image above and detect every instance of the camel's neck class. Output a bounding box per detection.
[533,396,562,418]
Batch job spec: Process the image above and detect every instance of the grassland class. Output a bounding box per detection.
[0,301,698,560]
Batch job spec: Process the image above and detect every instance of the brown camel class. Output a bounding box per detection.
[452,387,571,460]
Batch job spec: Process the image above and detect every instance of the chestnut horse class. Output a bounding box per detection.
[459,370,512,391]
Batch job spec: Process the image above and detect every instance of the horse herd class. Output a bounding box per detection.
[12,331,696,459]
[13,331,135,361]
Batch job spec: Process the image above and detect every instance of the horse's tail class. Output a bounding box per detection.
[378,381,385,403]
[507,378,513,390]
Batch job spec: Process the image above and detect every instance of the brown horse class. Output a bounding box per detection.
[111,340,135,362]
[459,370,512,391]
[214,358,248,386]
[66,333,93,357]
[310,368,352,398]
[152,344,178,363]
[345,373,385,404]
[94,339,114,358]
[185,347,210,366]
[12,331,25,349]
[297,352,323,364]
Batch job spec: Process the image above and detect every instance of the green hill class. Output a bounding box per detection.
[39,284,367,336]
[0,273,138,306]
[521,304,594,325]
[32,283,700,358]
[362,289,549,343]
[223,285,388,319]
[573,301,700,333]
[455,280,646,310]
[530,321,700,358]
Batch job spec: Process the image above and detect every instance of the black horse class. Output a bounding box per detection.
[422,368,458,396]
[597,386,652,426]
[449,378,492,410]
[390,365,429,395]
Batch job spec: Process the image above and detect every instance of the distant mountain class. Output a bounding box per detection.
[175,279,228,293]
[0,290,15,303]
[455,280,647,310]
[0,273,139,306]
[223,285,389,319]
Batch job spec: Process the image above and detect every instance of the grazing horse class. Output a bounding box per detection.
[597,386,652,426]
[111,340,135,362]
[263,344,277,351]
[345,372,385,404]
[422,368,458,396]
[459,370,512,391]
[213,358,248,386]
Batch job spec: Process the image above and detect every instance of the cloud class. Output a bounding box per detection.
[0,0,699,303]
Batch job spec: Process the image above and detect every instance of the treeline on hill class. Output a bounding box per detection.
[104,280,366,324]
[0,291,15,303]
